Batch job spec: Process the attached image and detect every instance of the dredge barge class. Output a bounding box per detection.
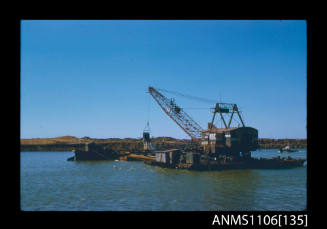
[145,87,306,170]
[67,86,306,171]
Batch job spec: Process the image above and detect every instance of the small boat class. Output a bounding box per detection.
[279,146,298,153]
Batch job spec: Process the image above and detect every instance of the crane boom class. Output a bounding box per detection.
[148,87,203,140]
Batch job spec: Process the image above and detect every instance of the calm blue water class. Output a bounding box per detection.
[21,149,307,211]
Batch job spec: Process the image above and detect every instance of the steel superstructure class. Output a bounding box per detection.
[148,87,203,140]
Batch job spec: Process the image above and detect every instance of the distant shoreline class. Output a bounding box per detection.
[20,136,307,152]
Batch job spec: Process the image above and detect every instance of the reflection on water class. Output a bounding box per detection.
[21,149,307,211]
[152,168,262,210]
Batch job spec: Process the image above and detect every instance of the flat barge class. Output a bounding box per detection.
[145,154,306,171]
[67,143,155,162]
[68,148,305,171]
[67,145,306,171]
[67,142,120,161]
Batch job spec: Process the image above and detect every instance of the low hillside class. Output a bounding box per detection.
[20,136,307,152]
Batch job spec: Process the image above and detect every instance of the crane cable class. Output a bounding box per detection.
[156,87,217,105]
[147,91,151,124]
[144,92,152,132]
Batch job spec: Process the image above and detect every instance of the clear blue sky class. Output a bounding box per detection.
[21,20,307,139]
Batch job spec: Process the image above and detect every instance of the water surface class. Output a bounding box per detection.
[21,149,307,211]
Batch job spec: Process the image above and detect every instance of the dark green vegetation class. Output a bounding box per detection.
[20,136,307,152]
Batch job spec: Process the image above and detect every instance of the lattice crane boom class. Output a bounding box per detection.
[148,87,203,140]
